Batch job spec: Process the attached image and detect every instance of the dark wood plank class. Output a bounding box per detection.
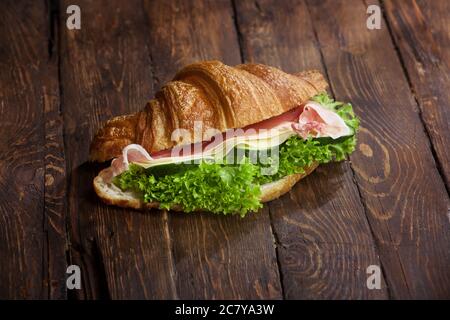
[0,0,67,299]
[307,0,450,298]
[42,2,68,298]
[59,0,176,299]
[143,0,282,299]
[384,0,450,190]
[234,0,388,299]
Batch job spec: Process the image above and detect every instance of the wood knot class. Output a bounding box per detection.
[45,174,54,186]
[359,143,373,157]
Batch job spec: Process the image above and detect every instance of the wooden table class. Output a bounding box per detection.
[1,0,449,300]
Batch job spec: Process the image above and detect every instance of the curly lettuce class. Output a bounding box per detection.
[114,93,359,216]
[254,93,360,184]
[115,160,262,216]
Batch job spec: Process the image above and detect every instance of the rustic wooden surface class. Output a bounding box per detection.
[0,0,449,299]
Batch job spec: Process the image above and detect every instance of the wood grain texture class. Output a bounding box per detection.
[43,5,68,298]
[1,0,449,300]
[0,0,67,299]
[384,0,450,190]
[234,0,388,299]
[59,0,176,299]
[307,0,450,298]
[143,0,282,299]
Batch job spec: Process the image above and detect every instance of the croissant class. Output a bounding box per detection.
[89,60,328,162]
[89,60,360,215]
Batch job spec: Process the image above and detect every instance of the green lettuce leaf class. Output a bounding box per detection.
[115,160,262,216]
[114,93,359,216]
[254,134,356,184]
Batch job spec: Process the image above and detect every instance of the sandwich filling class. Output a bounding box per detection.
[109,93,360,216]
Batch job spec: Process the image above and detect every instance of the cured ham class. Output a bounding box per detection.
[110,144,152,178]
[293,101,351,139]
[107,101,351,180]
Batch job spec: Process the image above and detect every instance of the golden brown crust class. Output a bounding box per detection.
[89,113,140,164]
[89,61,328,162]
[93,163,318,212]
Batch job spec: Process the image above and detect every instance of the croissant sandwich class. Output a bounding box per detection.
[90,61,359,216]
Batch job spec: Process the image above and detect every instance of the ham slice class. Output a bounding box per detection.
[293,101,351,139]
[106,101,351,180]
[109,144,152,178]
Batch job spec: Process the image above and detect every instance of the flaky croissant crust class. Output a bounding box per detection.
[90,60,328,162]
